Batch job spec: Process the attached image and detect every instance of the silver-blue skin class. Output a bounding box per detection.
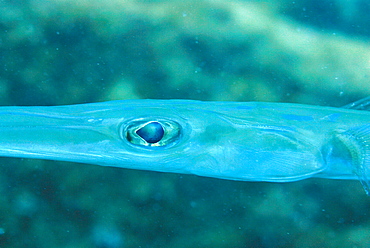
[1,98,370,193]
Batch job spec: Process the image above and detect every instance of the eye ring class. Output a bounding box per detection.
[122,119,182,148]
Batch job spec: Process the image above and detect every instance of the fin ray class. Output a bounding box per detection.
[342,96,370,111]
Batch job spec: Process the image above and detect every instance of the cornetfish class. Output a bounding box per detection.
[1,97,370,193]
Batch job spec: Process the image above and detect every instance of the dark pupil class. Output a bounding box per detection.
[136,122,164,143]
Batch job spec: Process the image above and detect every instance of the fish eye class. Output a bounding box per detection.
[123,120,181,147]
[136,122,164,143]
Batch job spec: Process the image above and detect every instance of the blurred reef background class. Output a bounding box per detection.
[1,0,370,247]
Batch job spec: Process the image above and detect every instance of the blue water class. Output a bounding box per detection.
[0,0,370,247]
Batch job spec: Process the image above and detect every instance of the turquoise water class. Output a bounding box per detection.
[0,0,370,247]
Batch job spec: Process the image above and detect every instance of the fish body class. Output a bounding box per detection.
[0,99,369,192]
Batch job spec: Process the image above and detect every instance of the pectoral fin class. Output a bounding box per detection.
[335,124,370,194]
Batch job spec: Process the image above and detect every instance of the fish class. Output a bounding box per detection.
[0,97,370,193]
